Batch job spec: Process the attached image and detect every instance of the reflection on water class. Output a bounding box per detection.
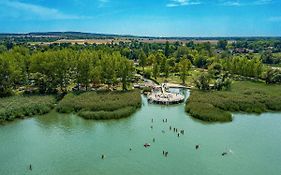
[35,111,97,133]
[0,89,281,175]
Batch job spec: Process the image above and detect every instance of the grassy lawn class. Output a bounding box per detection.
[156,75,182,84]
[186,81,281,122]
[156,69,203,85]
[57,90,141,120]
[0,95,56,123]
[138,66,204,86]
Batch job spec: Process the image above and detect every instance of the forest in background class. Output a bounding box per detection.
[1,35,281,122]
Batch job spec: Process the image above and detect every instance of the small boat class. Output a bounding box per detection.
[144,143,151,147]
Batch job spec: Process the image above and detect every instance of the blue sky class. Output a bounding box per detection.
[0,0,280,36]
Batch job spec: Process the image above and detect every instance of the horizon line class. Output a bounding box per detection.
[0,31,281,39]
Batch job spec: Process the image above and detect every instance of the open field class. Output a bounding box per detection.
[54,38,131,44]
[28,38,234,45]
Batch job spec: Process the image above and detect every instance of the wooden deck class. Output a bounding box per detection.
[147,92,185,104]
[147,83,185,104]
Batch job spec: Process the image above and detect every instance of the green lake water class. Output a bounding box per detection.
[1,90,281,175]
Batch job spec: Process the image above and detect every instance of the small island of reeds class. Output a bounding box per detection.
[0,95,56,123]
[56,90,142,120]
[185,81,281,122]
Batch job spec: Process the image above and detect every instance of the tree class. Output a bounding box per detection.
[164,41,170,57]
[217,40,228,50]
[265,69,281,84]
[164,61,170,78]
[208,63,223,78]
[152,60,159,79]
[194,55,208,68]
[138,49,146,71]
[214,73,232,91]
[147,53,155,66]
[202,42,212,56]
[223,56,263,78]
[91,65,102,86]
[101,52,116,88]
[178,57,191,85]
[261,50,274,64]
[160,55,167,73]
[186,41,195,49]
[253,58,263,78]
[0,54,15,97]
[0,45,7,53]
[174,46,189,61]
[121,48,131,59]
[30,49,72,93]
[118,58,133,91]
[194,73,210,90]
[12,46,31,84]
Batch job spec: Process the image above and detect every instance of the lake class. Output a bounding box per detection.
[1,90,281,175]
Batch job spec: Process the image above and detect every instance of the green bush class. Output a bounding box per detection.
[142,86,152,93]
[57,90,141,120]
[186,81,281,122]
[186,102,232,122]
[78,107,137,120]
[0,95,55,122]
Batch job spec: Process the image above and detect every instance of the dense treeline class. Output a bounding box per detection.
[1,37,281,123]
[222,56,263,78]
[231,39,281,53]
[0,45,133,97]
[1,37,281,98]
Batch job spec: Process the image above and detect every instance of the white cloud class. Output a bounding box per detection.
[222,1,241,6]
[221,0,273,6]
[99,0,109,2]
[254,0,272,5]
[0,0,82,20]
[166,0,201,7]
[98,0,110,8]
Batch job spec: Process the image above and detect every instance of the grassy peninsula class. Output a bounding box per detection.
[57,90,141,120]
[0,95,55,123]
[186,81,281,122]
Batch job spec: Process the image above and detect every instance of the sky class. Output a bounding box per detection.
[0,0,281,37]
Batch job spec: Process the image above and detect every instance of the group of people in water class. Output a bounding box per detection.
[151,117,230,157]
[162,150,168,157]
[96,116,229,162]
[149,117,187,157]
[28,117,229,171]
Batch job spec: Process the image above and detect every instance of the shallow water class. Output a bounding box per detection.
[1,91,281,175]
